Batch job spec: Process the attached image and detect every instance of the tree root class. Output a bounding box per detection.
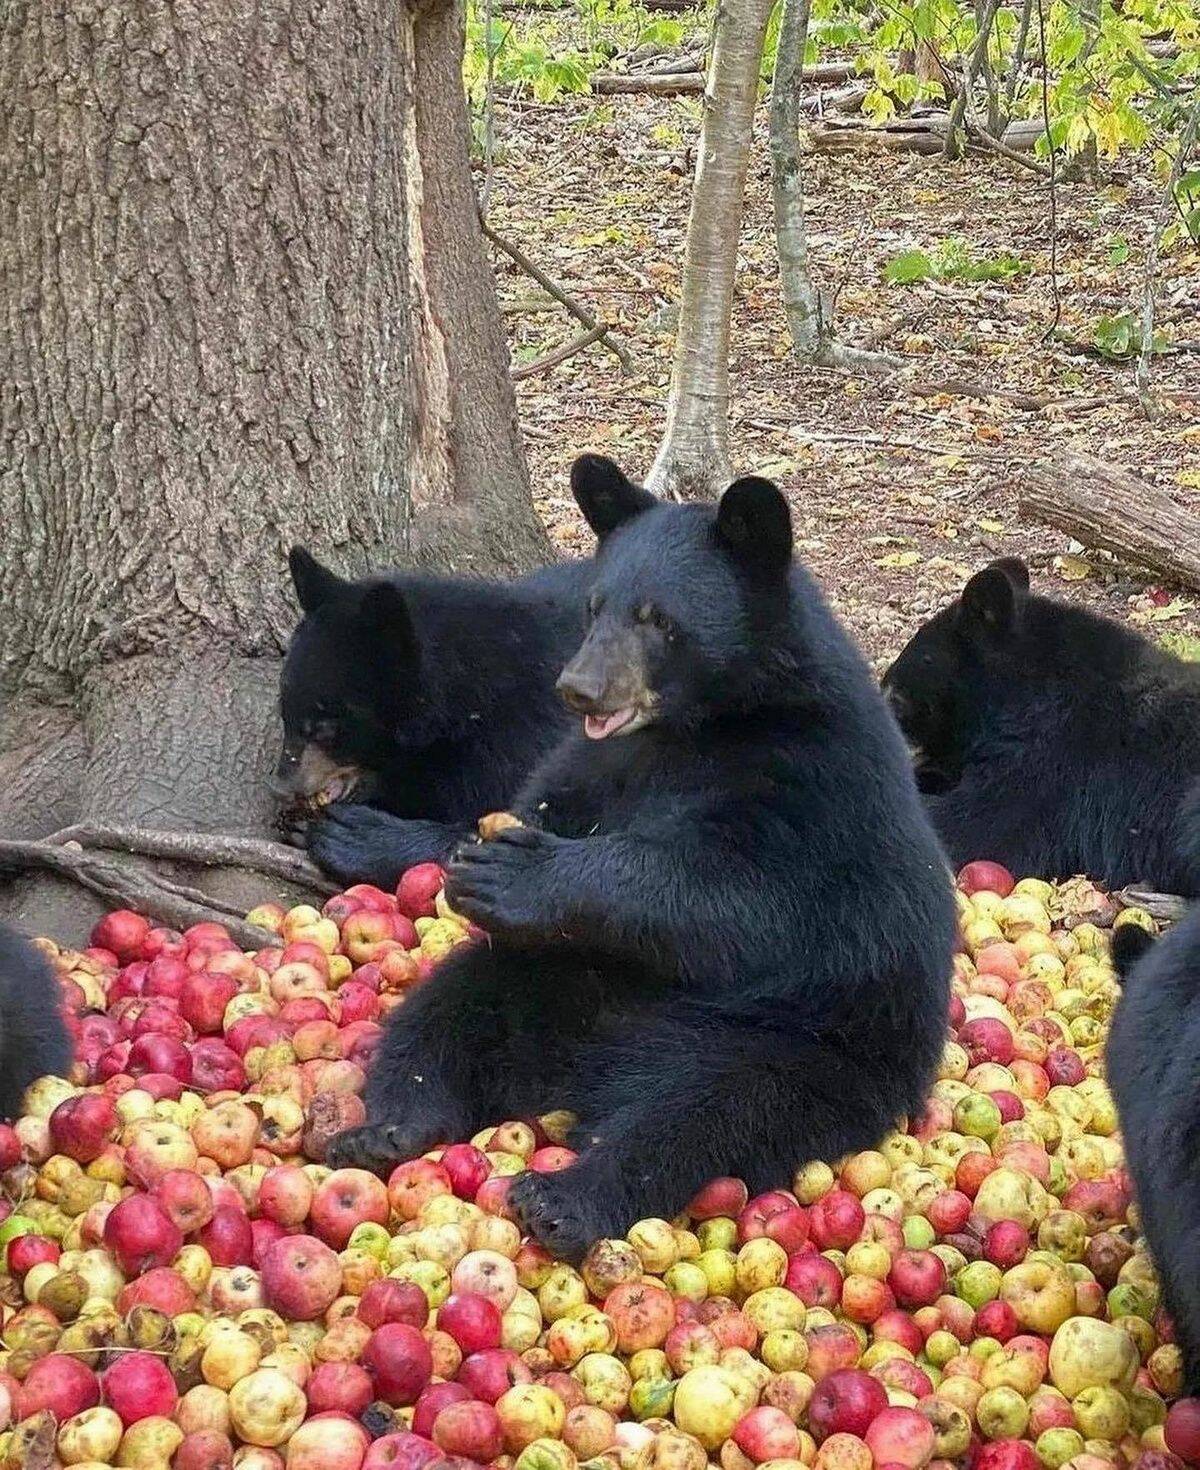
[1115,886,1189,924]
[0,827,337,951]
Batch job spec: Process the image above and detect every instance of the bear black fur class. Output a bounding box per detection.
[279,549,592,886]
[326,456,956,1260]
[0,924,72,1121]
[882,558,1200,895]
[1107,912,1200,1393]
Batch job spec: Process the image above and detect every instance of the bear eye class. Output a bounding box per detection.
[636,603,676,640]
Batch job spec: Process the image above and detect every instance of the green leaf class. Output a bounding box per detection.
[885,249,935,284]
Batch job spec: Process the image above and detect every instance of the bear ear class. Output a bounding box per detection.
[961,559,1028,635]
[715,476,793,574]
[571,455,657,539]
[289,547,346,613]
[357,581,419,659]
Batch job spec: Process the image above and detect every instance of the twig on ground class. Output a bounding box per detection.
[481,220,636,374]
[511,324,609,379]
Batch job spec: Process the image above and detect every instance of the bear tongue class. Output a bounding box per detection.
[584,708,636,740]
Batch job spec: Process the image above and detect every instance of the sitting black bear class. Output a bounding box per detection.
[326,456,955,1261]
[883,558,1200,895]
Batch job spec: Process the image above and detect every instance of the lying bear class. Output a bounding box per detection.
[883,558,1200,895]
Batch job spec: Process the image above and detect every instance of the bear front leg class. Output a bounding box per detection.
[308,803,469,886]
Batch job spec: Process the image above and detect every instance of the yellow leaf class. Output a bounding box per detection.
[1148,598,1194,622]
[1055,554,1093,582]
[1175,469,1200,489]
[977,518,1005,533]
[876,550,922,568]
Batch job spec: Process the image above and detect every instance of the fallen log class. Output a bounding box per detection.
[810,111,1043,156]
[1019,451,1200,593]
[593,59,855,96]
[591,71,705,95]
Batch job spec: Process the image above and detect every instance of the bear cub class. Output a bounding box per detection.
[278,548,591,886]
[883,558,1200,895]
[1107,915,1200,1393]
[326,456,955,1260]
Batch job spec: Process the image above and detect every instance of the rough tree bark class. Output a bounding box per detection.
[0,0,548,937]
[647,0,776,499]
[769,0,898,373]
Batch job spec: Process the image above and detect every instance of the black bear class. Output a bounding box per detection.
[278,549,591,886]
[326,456,955,1261]
[0,924,71,1120]
[882,558,1200,895]
[1107,915,1200,1393]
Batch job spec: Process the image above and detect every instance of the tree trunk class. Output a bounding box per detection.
[0,0,547,937]
[769,0,898,373]
[647,0,776,499]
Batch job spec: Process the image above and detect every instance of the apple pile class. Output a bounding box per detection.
[0,857,1197,1470]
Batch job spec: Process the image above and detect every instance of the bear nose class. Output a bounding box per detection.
[556,665,606,713]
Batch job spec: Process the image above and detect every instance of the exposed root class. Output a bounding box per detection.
[1115,886,1189,924]
[0,826,336,950]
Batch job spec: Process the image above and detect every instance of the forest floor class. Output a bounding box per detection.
[481,69,1200,669]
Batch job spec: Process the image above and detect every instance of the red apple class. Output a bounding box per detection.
[456,1349,534,1404]
[441,1143,492,1199]
[432,1400,504,1461]
[307,1360,375,1417]
[957,862,1015,897]
[887,1250,947,1309]
[127,1031,193,1083]
[6,1233,59,1275]
[688,1176,750,1221]
[363,1434,444,1470]
[809,1190,865,1251]
[984,1220,1030,1270]
[396,864,445,921]
[154,1168,216,1235]
[864,1406,937,1468]
[91,910,151,963]
[118,1266,196,1317]
[1044,1047,1086,1087]
[927,1190,972,1236]
[261,1234,343,1320]
[975,1299,1019,1342]
[15,1353,100,1421]
[807,1369,889,1442]
[973,1443,1039,1470]
[311,1168,390,1249]
[1166,1400,1200,1466]
[259,1165,315,1229]
[958,1019,1015,1068]
[362,1322,434,1407]
[733,1406,802,1463]
[103,1194,183,1275]
[785,1252,843,1308]
[48,1092,118,1164]
[101,1350,179,1425]
[180,970,240,1035]
[358,1277,431,1332]
[872,1310,925,1358]
[414,1381,474,1438]
[175,1430,236,1470]
[604,1280,675,1354]
[199,1205,255,1267]
[437,1292,503,1354]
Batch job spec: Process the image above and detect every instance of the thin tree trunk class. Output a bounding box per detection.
[647,0,776,499]
[1137,99,1200,417]
[0,0,547,936]
[943,0,1003,158]
[769,0,899,373]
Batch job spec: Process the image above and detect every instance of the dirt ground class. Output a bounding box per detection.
[481,83,1200,670]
